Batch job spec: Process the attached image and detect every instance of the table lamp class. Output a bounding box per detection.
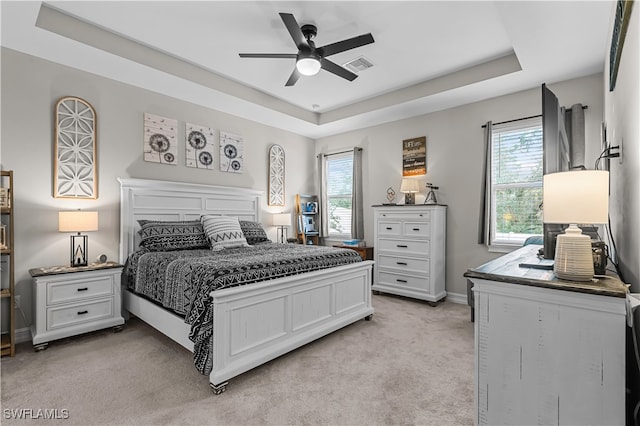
[59,210,99,267]
[273,213,291,244]
[400,178,420,204]
[543,170,609,281]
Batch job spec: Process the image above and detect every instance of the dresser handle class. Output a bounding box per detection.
[77,310,88,315]
[396,279,408,283]
[412,228,420,231]
[77,287,88,292]
[396,244,408,248]
[386,227,393,230]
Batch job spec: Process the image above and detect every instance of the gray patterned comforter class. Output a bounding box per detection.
[122,242,362,374]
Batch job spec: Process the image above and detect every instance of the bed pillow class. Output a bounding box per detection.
[239,220,270,244]
[137,220,209,251]
[201,215,250,251]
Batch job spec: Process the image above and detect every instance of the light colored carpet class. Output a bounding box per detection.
[0,294,474,425]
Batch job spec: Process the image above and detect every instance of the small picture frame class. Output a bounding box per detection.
[306,202,318,213]
[0,188,9,208]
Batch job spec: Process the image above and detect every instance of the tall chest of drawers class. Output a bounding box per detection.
[372,205,446,303]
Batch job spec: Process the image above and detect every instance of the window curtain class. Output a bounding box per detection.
[351,147,364,240]
[477,121,492,245]
[563,104,585,168]
[317,154,329,237]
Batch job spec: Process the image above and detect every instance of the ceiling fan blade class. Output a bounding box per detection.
[320,58,358,81]
[279,13,306,49]
[285,68,301,86]
[319,33,375,57]
[239,53,297,59]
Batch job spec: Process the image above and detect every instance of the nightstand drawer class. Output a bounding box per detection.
[378,238,430,254]
[47,299,114,330]
[47,275,114,305]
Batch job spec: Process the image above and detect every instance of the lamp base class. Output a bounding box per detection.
[404,193,415,204]
[553,224,594,282]
[70,234,88,267]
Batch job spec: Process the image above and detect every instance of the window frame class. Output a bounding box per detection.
[324,152,353,240]
[488,117,544,251]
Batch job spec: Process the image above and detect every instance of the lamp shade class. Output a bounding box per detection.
[543,170,609,224]
[272,213,291,226]
[59,211,99,232]
[400,178,420,194]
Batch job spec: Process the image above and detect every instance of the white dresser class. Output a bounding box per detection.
[372,205,446,304]
[30,263,124,350]
[465,245,627,426]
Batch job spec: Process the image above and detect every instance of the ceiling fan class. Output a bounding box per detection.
[239,12,374,86]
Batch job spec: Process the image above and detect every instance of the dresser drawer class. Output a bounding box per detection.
[378,271,429,292]
[377,211,431,221]
[378,254,429,274]
[47,275,114,305]
[47,299,114,330]
[378,221,401,236]
[403,222,430,238]
[378,238,430,255]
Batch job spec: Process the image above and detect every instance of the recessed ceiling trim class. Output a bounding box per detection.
[320,52,522,125]
[35,2,319,125]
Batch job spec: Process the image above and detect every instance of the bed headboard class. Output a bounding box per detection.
[119,178,263,263]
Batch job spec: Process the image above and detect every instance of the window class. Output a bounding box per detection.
[490,117,543,247]
[325,153,353,237]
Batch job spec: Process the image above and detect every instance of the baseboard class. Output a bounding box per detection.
[445,292,468,305]
[15,327,32,344]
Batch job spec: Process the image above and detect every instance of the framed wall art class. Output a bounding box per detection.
[54,96,98,199]
[186,122,215,170]
[143,112,177,165]
[220,131,244,173]
[402,136,426,176]
[268,144,285,206]
[609,0,634,91]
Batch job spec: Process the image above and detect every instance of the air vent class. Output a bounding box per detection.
[343,56,374,74]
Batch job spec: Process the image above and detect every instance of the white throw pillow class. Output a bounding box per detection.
[201,215,249,251]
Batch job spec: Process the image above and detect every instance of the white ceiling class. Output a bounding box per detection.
[1,1,614,138]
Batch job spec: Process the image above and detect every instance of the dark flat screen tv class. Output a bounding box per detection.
[542,84,570,259]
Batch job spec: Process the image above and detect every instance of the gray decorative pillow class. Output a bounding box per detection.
[239,220,270,244]
[201,215,249,251]
[137,220,209,251]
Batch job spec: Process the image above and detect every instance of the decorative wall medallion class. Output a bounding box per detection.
[220,131,243,173]
[54,96,97,199]
[186,123,215,169]
[268,144,285,206]
[143,112,177,165]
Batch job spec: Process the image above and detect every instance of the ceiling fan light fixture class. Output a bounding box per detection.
[296,57,321,76]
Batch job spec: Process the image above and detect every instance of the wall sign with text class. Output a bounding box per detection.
[402,136,426,176]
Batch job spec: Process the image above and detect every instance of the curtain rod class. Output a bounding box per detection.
[317,147,362,158]
[481,105,588,128]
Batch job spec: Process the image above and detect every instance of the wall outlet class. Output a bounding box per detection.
[14,295,20,309]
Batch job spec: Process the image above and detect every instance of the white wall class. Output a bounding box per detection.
[604,4,640,291]
[0,47,316,333]
[316,73,605,299]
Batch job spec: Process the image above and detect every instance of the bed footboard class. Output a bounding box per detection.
[209,260,374,391]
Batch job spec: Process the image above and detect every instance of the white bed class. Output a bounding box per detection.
[118,177,374,394]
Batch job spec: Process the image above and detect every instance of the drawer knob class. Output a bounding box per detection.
[386,227,393,230]
[396,279,408,283]
[77,287,88,292]
[396,244,408,248]
[77,310,88,315]
[412,228,420,231]
[397,262,407,266]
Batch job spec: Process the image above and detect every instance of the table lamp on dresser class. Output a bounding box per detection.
[543,170,609,282]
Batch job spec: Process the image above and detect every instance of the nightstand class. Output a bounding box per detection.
[29,262,124,351]
[333,245,374,261]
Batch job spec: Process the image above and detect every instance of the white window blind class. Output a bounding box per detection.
[325,153,353,237]
[490,117,543,246]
